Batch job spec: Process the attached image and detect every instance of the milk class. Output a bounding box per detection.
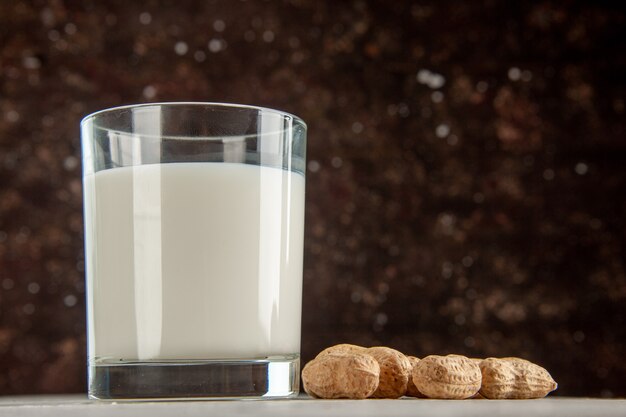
[83,162,305,361]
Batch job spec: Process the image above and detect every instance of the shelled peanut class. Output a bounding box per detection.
[301,344,558,400]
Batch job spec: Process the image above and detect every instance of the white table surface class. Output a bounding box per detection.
[0,395,624,417]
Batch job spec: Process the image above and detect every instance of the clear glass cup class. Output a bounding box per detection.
[81,103,307,400]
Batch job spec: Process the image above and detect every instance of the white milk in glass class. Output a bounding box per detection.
[83,162,305,361]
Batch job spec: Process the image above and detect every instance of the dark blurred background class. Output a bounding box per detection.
[0,0,625,397]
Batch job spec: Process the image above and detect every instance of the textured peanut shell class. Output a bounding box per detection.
[412,354,481,399]
[405,356,426,398]
[366,346,412,398]
[315,343,367,359]
[479,357,558,399]
[302,352,380,399]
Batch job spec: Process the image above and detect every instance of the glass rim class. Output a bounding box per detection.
[80,101,307,131]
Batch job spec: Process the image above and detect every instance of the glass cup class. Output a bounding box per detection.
[81,103,306,400]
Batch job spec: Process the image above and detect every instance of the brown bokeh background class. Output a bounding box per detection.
[1,0,625,397]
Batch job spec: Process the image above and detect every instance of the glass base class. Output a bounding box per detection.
[88,355,300,400]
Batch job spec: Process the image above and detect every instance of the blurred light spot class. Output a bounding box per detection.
[307,160,320,172]
[440,213,455,227]
[476,81,488,93]
[411,275,425,287]
[244,30,256,42]
[521,70,533,82]
[397,103,410,117]
[447,134,458,146]
[435,124,450,138]
[455,314,466,325]
[174,41,188,55]
[351,121,363,134]
[462,256,474,267]
[2,279,15,290]
[208,39,223,52]
[135,43,148,56]
[351,291,362,303]
[473,192,485,203]
[458,278,469,290]
[6,110,20,123]
[55,39,68,50]
[42,115,54,127]
[543,169,555,181]
[288,36,300,48]
[64,294,78,307]
[441,261,453,279]
[63,156,78,171]
[375,312,388,326]
[466,289,478,300]
[431,91,444,103]
[416,69,445,89]
[331,156,343,168]
[428,74,445,89]
[291,51,304,64]
[64,23,77,35]
[464,336,475,347]
[143,85,157,99]
[251,16,263,28]
[573,330,585,343]
[48,30,60,41]
[0,231,7,242]
[575,162,588,175]
[194,50,206,62]
[28,282,40,294]
[262,30,275,43]
[213,19,226,32]
[23,303,35,315]
[508,67,521,81]
[41,8,55,26]
[417,69,430,83]
[22,56,41,69]
[139,12,152,25]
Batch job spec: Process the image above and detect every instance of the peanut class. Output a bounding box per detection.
[366,346,412,398]
[303,345,557,401]
[405,356,426,398]
[302,352,380,399]
[479,357,558,399]
[412,354,481,399]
